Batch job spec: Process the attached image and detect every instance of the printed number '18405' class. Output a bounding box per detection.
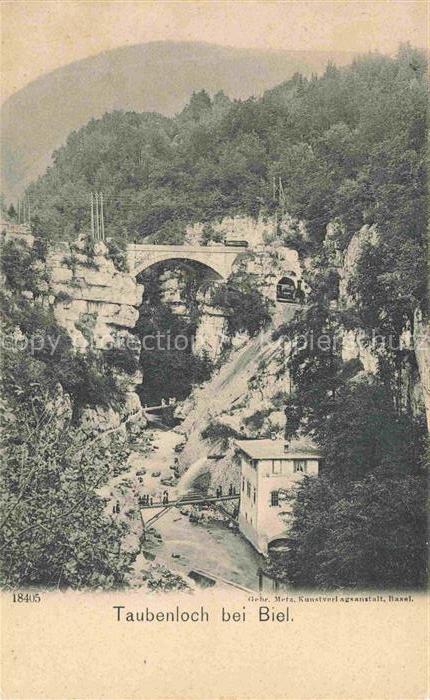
[12,593,41,603]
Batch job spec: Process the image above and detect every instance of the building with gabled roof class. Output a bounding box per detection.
[235,437,322,555]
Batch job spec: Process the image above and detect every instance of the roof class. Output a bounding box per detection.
[235,438,321,460]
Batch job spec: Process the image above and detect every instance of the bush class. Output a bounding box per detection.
[103,346,140,375]
[201,223,223,246]
[106,238,129,272]
[0,239,49,295]
[244,410,267,431]
[211,282,272,337]
[201,422,240,440]
[0,291,125,418]
[0,391,135,589]
[145,220,186,245]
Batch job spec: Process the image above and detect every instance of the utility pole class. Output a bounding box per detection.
[89,191,106,241]
[100,192,105,241]
[90,193,95,239]
[95,192,100,241]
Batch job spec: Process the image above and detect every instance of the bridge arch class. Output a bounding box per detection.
[135,256,223,284]
[127,244,247,279]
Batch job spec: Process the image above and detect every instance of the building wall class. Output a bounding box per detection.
[257,458,319,553]
[238,453,259,549]
[238,453,319,555]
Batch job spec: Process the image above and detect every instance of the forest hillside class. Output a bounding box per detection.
[1,40,356,200]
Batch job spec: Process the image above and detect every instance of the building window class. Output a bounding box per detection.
[294,459,307,473]
[246,480,251,498]
[253,487,256,504]
[272,459,282,474]
[270,490,279,507]
[242,476,245,492]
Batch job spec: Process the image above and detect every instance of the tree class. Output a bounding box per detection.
[211,272,273,338]
[319,378,425,479]
[273,468,427,589]
[0,238,49,295]
[135,298,213,405]
[0,390,134,588]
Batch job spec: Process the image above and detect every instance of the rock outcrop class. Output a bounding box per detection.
[46,234,146,432]
[48,235,143,352]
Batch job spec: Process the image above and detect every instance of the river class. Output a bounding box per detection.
[101,428,265,591]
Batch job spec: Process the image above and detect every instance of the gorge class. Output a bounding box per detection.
[1,45,428,591]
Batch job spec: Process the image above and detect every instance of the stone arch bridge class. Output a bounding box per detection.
[47,239,249,353]
[127,243,247,279]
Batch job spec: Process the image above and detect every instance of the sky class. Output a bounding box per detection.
[1,0,428,101]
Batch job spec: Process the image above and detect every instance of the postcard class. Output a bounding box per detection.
[1,1,428,698]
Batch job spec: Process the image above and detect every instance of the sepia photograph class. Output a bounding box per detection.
[1,0,428,697]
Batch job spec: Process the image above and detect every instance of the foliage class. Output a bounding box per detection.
[0,392,135,588]
[138,346,213,406]
[9,45,428,590]
[0,239,49,295]
[244,410,267,431]
[282,298,347,437]
[105,237,129,272]
[0,292,124,419]
[271,469,428,589]
[144,219,186,245]
[201,223,223,245]
[211,273,272,337]
[318,379,426,479]
[24,47,426,272]
[201,422,240,441]
[103,346,140,375]
[135,300,213,405]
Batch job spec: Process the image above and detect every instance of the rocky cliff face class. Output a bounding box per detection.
[334,224,380,373]
[333,224,428,422]
[46,234,145,432]
[48,235,143,351]
[174,329,289,498]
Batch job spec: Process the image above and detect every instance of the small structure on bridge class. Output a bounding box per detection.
[235,437,321,555]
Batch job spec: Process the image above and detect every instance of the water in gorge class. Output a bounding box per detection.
[102,428,265,591]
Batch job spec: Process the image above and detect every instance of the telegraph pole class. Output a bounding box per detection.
[89,191,106,241]
[90,193,95,239]
[100,192,105,241]
[95,192,100,240]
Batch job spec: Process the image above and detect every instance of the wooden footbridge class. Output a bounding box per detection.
[140,493,239,532]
